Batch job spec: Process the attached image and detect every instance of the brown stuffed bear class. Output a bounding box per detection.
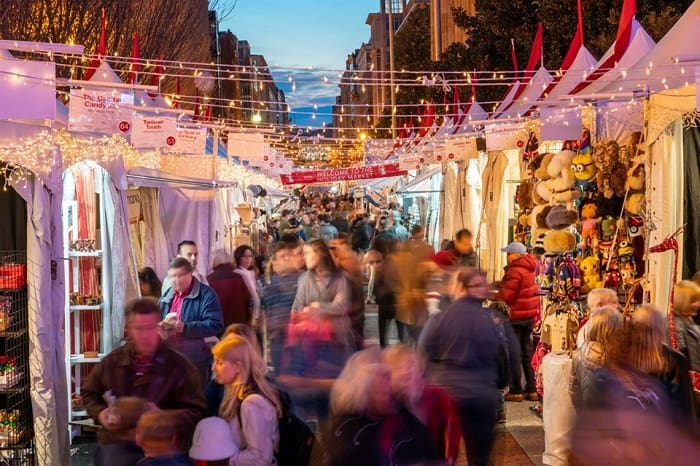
[591,139,627,199]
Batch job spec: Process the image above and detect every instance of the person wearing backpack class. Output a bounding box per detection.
[212,335,282,465]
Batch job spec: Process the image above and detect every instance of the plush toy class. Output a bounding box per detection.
[546,204,579,230]
[515,211,531,245]
[591,139,627,199]
[625,192,645,216]
[516,180,535,211]
[625,131,645,167]
[571,148,598,190]
[544,150,581,204]
[604,268,622,289]
[625,161,646,192]
[543,229,576,255]
[620,261,637,286]
[578,255,604,293]
[617,239,634,261]
[533,152,555,180]
[579,201,600,250]
[600,216,618,241]
[531,204,552,233]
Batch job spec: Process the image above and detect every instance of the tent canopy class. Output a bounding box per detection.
[396,167,441,194]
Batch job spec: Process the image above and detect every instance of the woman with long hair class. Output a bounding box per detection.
[569,306,624,408]
[138,267,162,299]
[633,304,696,420]
[211,335,282,465]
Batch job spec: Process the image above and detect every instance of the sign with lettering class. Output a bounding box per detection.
[130,115,177,148]
[163,127,207,154]
[69,88,134,134]
[280,163,407,185]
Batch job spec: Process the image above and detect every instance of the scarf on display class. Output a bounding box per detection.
[235,267,261,319]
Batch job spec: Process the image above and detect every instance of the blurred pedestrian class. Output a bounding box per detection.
[206,249,252,328]
[419,268,506,466]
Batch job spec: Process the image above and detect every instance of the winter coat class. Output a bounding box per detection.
[496,254,540,322]
[158,279,224,366]
[419,296,507,402]
[207,263,253,326]
[321,409,441,466]
[82,342,207,446]
[226,394,279,466]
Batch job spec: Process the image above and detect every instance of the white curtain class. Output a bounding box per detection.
[159,188,215,277]
[101,170,133,348]
[139,188,170,279]
[646,120,685,313]
[439,162,457,245]
[12,172,70,465]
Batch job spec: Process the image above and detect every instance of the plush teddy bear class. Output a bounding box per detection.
[533,152,555,180]
[578,254,605,293]
[625,161,645,192]
[514,211,531,245]
[530,204,552,240]
[591,139,627,199]
[625,131,645,167]
[516,180,535,211]
[544,150,582,204]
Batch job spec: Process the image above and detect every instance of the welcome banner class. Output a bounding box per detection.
[280,163,406,185]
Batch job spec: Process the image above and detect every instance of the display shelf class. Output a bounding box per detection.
[68,304,104,311]
[69,354,106,364]
[0,250,33,464]
[67,250,102,257]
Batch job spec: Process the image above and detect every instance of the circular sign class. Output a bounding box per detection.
[166,136,176,146]
[517,140,524,148]
[448,152,455,159]
[436,154,443,161]
[419,157,425,163]
[118,121,131,133]
[263,155,269,161]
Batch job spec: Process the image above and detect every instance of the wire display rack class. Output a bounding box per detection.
[0,251,33,465]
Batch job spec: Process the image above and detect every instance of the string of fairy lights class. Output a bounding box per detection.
[0,46,688,166]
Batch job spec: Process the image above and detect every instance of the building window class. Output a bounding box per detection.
[385,0,403,14]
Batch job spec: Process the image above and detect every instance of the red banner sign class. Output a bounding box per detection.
[280,163,407,185]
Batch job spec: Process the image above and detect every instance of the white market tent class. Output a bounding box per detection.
[497,66,553,119]
[599,1,700,95]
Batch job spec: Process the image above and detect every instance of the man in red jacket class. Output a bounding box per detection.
[495,241,540,402]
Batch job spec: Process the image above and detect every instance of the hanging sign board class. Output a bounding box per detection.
[484,122,529,151]
[227,132,265,162]
[280,163,407,185]
[69,88,134,134]
[163,127,207,154]
[444,137,478,161]
[0,59,56,120]
[130,115,177,148]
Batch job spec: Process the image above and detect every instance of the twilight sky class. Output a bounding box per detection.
[220,0,379,129]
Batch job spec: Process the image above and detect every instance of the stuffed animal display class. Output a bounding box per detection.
[514,128,647,305]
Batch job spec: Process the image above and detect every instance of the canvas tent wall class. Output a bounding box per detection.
[0,122,69,465]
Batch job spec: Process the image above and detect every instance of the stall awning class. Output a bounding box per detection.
[396,167,441,194]
[126,166,235,190]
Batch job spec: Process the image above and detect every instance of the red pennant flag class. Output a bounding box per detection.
[149,57,164,87]
[525,23,543,77]
[129,32,141,85]
[510,38,519,80]
[84,9,106,80]
[417,103,435,137]
[560,0,585,72]
[570,0,636,94]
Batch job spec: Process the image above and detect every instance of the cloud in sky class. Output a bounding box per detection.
[220,0,377,127]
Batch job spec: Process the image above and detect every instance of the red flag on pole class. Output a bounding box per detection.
[84,8,106,80]
[150,56,164,87]
[525,23,544,77]
[570,0,636,94]
[129,32,140,85]
[560,0,585,72]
